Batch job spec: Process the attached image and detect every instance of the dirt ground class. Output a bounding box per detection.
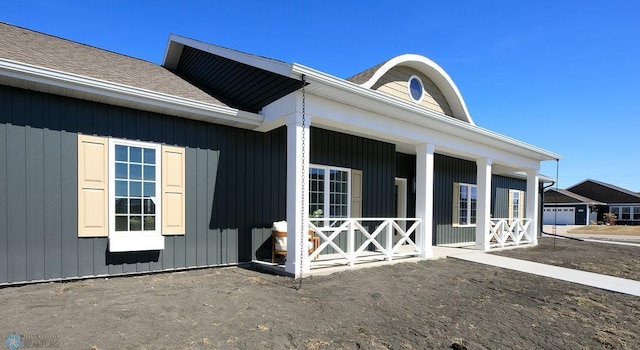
[493,237,640,281]
[1,238,639,349]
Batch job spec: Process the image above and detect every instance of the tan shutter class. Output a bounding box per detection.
[78,134,108,237]
[162,145,185,235]
[452,183,460,227]
[351,170,362,218]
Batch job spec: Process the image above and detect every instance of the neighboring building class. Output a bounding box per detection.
[567,179,640,225]
[0,22,559,285]
[542,188,603,225]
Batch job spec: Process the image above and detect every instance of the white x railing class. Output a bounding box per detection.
[489,218,532,248]
[308,218,422,267]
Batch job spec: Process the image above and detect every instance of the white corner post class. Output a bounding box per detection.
[285,112,311,277]
[475,158,492,251]
[526,168,539,245]
[415,143,434,258]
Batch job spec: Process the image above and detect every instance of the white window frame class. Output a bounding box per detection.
[108,138,164,252]
[458,183,477,227]
[309,164,351,227]
[407,75,424,103]
[610,205,639,221]
[509,189,525,222]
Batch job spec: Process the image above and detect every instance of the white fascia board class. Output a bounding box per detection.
[0,58,263,128]
[164,34,294,77]
[291,63,561,162]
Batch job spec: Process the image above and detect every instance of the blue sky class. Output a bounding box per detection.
[4,1,640,190]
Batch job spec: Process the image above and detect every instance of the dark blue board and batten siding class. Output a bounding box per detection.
[0,85,286,285]
[398,153,527,245]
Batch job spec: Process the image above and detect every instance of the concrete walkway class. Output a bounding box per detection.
[450,252,640,297]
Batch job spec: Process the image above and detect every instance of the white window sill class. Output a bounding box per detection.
[109,233,164,252]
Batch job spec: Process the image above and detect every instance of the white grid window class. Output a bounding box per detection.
[310,165,350,225]
[110,140,161,235]
[459,183,477,226]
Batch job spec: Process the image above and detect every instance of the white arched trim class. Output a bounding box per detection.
[359,54,474,125]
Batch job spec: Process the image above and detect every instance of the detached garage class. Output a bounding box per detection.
[543,188,603,226]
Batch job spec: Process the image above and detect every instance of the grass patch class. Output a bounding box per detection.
[568,225,640,235]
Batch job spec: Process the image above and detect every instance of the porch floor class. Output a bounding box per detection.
[251,243,481,277]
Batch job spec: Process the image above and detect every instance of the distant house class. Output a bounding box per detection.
[542,188,604,225]
[0,22,559,285]
[566,179,640,225]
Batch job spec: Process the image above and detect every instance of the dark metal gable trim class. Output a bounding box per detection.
[174,46,303,113]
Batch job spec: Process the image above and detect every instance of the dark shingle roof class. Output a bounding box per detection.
[0,22,227,107]
[567,179,640,204]
[345,60,388,84]
[543,188,603,204]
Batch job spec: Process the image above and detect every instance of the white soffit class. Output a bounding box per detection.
[163,34,294,78]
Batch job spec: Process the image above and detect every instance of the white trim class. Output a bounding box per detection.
[0,58,263,128]
[509,189,526,221]
[407,75,424,103]
[164,34,294,77]
[291,63,561,162]
[309,164,352,223]
[350,54,473,124]
[108,138,164,252]
[457,183,478,227]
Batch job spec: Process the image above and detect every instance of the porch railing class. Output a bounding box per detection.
[489,218,532,248]
[308,218,422,267]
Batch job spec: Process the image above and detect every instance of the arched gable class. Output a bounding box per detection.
[352,54,474,125]
[371,66,453,116]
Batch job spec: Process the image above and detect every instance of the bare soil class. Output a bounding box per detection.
[1,239,639,349]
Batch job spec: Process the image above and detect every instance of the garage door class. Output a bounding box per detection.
[543,208,575,225]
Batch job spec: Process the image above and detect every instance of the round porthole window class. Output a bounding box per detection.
[408,75,423,102]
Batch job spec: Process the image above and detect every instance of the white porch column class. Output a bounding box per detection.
[415,143,434,258]
[475,158,492,251]
[285,113,311,277]
[526,168,539,245]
